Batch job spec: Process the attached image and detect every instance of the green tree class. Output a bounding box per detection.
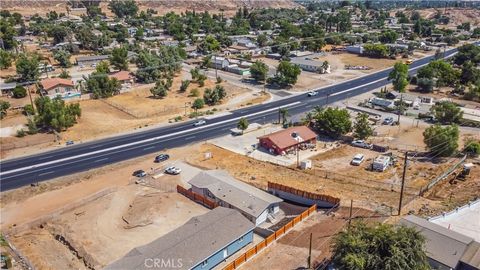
[278,108,289,126]
[0,18,18,50]
[150,80,169,98]
[379,30,398,44]
[191,98,205,110]
[34,96,81,132]
[95,61,110,74]
[198,35,220,53]
[363,43,388,58]
[0,100,10,119]
[84,73,121,99]
[108,0,138,18]
[312,107,352,138]
[353,113,373,140]
[463,138,480,157]
[49,25,69,44]
[256,34,268,47]
[431,101,463,124]
[0,49,13,69]
[250,61,269,83]
[58,69,70,79]
[423,125,459,156]
[416,78,434,93]
[417,60,458,87]
[454,44,480,66]
[203,85,226,105]
[109,47,129,71]
[237,117,249,134]
[16,53,39,82]
[269,61,301,87]
[460,61,480,85]
[53,49,71,68]
[332,222,429,270]
[180,80,190,92]
[12,85,27,98]
[388,62,409,92]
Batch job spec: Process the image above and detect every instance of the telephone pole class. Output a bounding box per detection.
[348,199,353,230]
[398,151,409,216]
[307,233,312,269]
[397,93,403,125]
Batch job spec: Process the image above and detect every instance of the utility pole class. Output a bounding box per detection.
[398,151,409,216]
[296,145,300,168]
[348,199,353,230]
[307,233,312,269]
[214,54,218,79]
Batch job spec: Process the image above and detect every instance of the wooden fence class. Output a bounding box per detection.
[268,182,341,206]
[222,204,317,270]
[176,185,218,209]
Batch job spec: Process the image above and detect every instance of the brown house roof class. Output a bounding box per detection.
[41,78,74,91]
[109,71,133,81]
[258,126,317,150]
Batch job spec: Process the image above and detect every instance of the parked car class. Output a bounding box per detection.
[382,117,394,125]
[307,91,318,97]
[165,166,181,175]
[193,120,206,126]
[351,154,365,166]
[154,154,170,163]
[351,140,372,149]
[132,170,147,177]
[65,140,74,146]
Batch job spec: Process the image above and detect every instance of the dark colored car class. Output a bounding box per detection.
[154,154,170,163]
[132,170,147,177]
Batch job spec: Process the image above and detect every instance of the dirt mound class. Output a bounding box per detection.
[122,192,166,229]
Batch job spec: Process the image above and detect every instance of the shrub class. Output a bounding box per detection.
[12,85,27,98]
[16,129,26,137]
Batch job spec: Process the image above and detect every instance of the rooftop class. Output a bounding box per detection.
[105,207,254,270]
[41,78,74,91]
[258,126,318,150]
[188,170,282,218]
[109,71,133,82]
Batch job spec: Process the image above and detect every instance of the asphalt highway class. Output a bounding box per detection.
[0,44,471,191]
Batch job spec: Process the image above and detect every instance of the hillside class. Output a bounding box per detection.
[1,0,300,17]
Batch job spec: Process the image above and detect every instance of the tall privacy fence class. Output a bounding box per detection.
[268,182,341,207]
[222,204,317,270]
[176,185,218,209]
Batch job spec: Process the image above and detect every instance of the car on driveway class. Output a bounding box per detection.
[132,170,147,177]
[165,166,181,175]
[154,154,170,163]
[351,154,365,166]
[307,91,318,97]
[351,140,372,149]
[382,117,394,125]
[193,120,206,126]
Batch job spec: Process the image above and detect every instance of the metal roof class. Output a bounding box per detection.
[400,215,476,269]
[188,170,282,218]
[105,207,254,270]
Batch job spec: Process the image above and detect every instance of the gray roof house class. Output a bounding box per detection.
[400,215,480,270]
[105,207,254,270]
[188,170,283,226]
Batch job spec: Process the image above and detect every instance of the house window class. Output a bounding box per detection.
[201,260,208,268]
[269,206,275,213]
[238,236,244,242]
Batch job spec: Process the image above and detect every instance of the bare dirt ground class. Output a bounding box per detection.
[241,207,381,270]
[1,0,298,17]
[400,8,480,29]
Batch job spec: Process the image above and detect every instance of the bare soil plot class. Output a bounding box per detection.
[241,207,380,270]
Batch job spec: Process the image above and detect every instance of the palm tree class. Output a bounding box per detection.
[279,108,289,126]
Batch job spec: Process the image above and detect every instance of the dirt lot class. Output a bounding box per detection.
[396,8,480,30]
[241,207,381,270]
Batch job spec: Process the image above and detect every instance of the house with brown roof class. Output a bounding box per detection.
[258,126,317,155]
[109,71,134,88]
[40,78,78,99]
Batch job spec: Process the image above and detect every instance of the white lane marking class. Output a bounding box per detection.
[143,146,155,150]
[305,105,313,109]
[89,144,103,149]
[0,101,301,176]
[38,155,54,160]
[38,171,55,176]
[94,158,109,163]
[184,136,196,140]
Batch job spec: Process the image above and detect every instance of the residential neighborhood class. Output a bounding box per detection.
[0,1,479,270]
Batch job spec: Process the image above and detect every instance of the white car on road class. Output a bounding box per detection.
[307,91,318,97]
[193,120,206,126]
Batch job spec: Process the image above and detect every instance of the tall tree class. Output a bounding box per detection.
[0,49,13,69]
[16,53,40,82]
[237,117,249,134]
[108,0,138,18]
[34,96,81,132]
[430,101,463,124]
[53,49,72,68]
[332,222,429,270]
[388,62,409,92]
[423,125,459,157]
[353,113,373,140]
[312,107,352,138]
[269,61,301,87]
[250,61,269,83]
[109,47,129,71]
